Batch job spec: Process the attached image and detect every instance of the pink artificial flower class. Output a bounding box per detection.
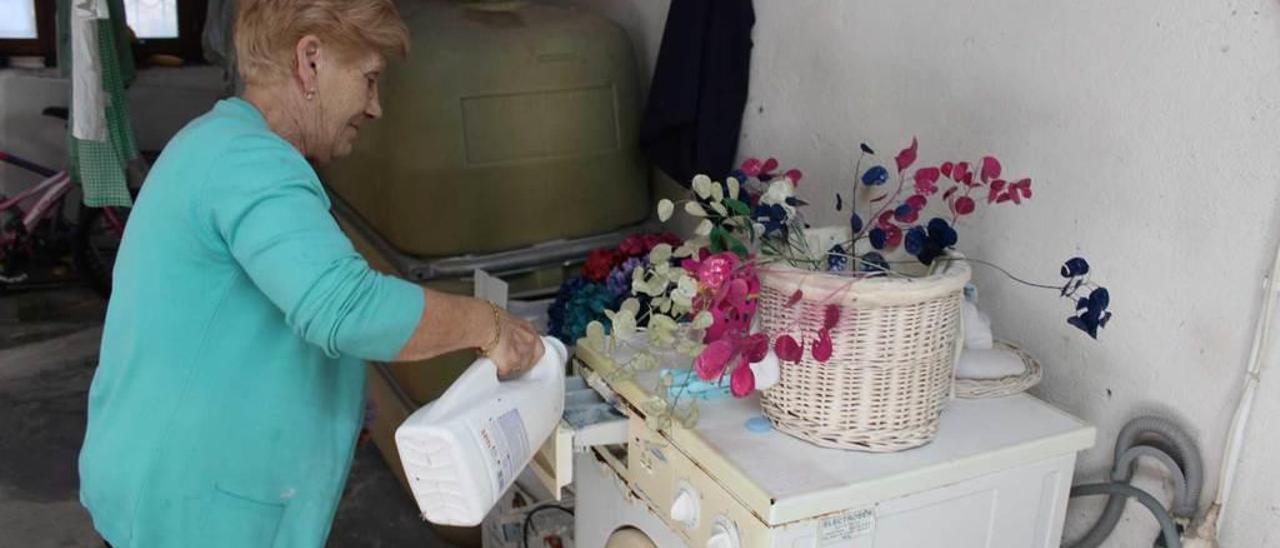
[695,339,735,380]
[812,329,833,363]
[785,169,804,185]
[730,358,756,397]
[704,307,733,343]
[906,194,928,211]
[743,333,769,363]
[741,158,764,177]
[954,196,976,215]
[980,156,1002,183]
[954,162,973,186]
[705,278,757,343]
[914,167,940,195]
[988,179,1007,203]
[696,252,740,289]
[1011,178,1033,199]
[895,137,919,172]
[775,335,803,362]
[762,157,780,174]
[883,225,904,249]
[823,304,841,330]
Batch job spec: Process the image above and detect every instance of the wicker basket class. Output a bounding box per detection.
[954,341,1042,399]
[757,257,971,452]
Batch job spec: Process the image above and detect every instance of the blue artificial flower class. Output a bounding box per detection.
[827,244,848,271]
[862,166,890,186]
[836,194,844,212]
[860,143,876,155]
[850,213,864,234]
[904,226,927,256]
[606,257,645,297]
[547,276,589,342]
[906,218,959,265]
[1059,257,1092,296]
[927,217,958,247]
[1068,287,1112,339]
[860,251,889,275]
[1061,257,1090,278]
[869,227,887,250]
[548,277,619,344]
[753,203,788,235]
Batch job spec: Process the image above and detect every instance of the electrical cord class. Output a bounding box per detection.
[521,503,573,548]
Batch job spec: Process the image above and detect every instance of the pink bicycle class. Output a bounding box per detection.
[1,110,131,298]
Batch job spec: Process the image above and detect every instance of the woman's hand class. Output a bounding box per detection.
[488,311,545,378]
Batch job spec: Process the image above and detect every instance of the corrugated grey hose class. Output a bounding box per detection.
[1068,416,1204,548]
[1070,483,1182,548]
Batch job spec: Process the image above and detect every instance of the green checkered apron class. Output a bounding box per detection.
[63,0,138,208]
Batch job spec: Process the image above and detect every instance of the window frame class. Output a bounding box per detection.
[0,0,206,65]
[0,0,57,64]
[130,0,206,61]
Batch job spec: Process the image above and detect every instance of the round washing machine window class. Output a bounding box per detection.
[605,527,659,548]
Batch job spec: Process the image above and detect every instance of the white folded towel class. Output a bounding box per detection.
[955,347,1028,380]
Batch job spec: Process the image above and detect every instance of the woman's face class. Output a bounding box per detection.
[306,46,386,164]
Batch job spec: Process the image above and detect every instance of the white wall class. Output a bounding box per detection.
[575,0,1280,545]
[0,66,223,197]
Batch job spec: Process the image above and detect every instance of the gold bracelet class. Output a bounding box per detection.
[477,302,503,356]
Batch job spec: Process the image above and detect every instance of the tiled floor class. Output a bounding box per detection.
[0,286,454,547]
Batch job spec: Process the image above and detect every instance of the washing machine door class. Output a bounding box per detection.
[605,527,659,548]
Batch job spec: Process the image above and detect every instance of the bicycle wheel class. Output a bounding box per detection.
[74,205,129,299]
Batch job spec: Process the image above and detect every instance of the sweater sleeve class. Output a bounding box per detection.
[199,133,424,361]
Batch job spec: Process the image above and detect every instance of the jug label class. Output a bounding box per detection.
[482,408,530,499]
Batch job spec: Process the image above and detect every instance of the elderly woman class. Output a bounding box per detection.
[77,1,545,546]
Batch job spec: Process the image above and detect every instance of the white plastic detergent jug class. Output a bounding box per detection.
[395,336,568,526]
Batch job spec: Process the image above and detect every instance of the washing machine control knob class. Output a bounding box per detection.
[669,487,700,529]
[706,516,741,548]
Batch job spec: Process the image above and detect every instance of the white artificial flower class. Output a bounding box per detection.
[671,274,698,309]
[760,179,797,216]
[691,310,714,329]
[657,199,674,222]
[585,321,607,350]
[692,175,713,200]
[760,179,795,206]
[649,243,673,265]
[605,307,637,339]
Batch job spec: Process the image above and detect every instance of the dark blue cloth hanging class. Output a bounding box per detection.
[639,0,755,187]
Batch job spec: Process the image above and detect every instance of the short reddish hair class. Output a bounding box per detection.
[235,0,410,85]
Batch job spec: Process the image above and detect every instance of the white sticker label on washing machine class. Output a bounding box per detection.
[818,507,875,545]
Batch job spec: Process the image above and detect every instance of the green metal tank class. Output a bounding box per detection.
[321,0,650,257]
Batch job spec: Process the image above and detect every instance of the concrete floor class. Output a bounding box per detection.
[0,286,454,547]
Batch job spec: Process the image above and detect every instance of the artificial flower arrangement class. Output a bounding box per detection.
[574,138,1111,430]
[547,232,684,345]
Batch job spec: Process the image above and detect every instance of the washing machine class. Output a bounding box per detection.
[533,334,1096,548]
